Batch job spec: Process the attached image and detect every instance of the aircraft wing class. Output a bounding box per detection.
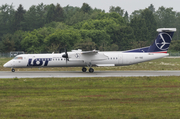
[81,51,108,62]
[81,50,99,54]
[68,50,108,63]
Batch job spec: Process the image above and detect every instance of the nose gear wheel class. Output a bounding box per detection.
[11,68,15,72]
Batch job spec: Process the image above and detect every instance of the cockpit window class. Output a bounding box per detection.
[13,57,23,60]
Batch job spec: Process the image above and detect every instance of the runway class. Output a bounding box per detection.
[0,70,180,78]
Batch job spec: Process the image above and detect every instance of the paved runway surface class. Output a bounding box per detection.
[0,70,180,78]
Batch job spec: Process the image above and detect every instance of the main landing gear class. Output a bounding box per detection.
[82,67,87,72]
[82,67,94,73]
[89,68,94,73]
[11,68,15,72]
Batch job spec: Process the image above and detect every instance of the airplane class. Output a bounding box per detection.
[3,28,176,73]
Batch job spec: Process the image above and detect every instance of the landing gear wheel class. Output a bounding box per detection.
[89,68,94,73]
[11,69,15,72]
[82,67,87,72]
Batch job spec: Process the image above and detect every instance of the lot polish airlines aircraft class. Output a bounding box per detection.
[4,28,176,73]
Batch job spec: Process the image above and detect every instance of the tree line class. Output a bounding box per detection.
[0,3,180,53]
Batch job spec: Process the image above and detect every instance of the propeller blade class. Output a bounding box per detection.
[62,48,69,64]
[66,49,68,64]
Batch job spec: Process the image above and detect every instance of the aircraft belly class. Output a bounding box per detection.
[92,60,118,67]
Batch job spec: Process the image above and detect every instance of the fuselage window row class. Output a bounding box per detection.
[108,57,118,60]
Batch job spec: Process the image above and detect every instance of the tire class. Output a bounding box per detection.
[82,67,87,72]
[12,69,15,72]
[89,68,94,73]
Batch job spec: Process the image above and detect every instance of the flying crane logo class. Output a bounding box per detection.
[155,32,172,50]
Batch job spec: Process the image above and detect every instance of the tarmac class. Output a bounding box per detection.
[0,70,180,78]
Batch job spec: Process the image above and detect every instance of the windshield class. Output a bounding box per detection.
[13,57,23,60]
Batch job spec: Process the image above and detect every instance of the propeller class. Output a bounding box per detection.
[62,49,69,64]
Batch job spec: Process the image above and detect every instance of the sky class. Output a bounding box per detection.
[1,0,180,14]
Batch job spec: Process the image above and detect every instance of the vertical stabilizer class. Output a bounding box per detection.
[147,28,176,53]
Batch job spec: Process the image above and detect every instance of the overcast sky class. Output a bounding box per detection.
[1,0,180,14]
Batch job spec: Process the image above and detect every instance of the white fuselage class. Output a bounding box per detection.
[3,51,168,68]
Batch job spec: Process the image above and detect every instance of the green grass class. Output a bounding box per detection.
[1,77,180,118]
[1,57,180,71]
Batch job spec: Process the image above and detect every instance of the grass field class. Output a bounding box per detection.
[1,57,180,71]
[0,77,180,118]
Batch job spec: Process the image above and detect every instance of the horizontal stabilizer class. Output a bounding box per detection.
[157,28,177,32]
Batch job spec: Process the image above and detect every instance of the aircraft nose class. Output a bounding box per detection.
[3,63,8,67]
[3,62,10,68]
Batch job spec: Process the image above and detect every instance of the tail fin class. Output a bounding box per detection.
[147,28,176,53]
[125,28,176,53]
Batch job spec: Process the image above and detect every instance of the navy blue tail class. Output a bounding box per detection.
[125,28,176,53]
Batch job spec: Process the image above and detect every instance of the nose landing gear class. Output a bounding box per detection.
[11,68,15,72]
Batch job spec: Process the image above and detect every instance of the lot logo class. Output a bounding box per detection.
[27,58,52,67]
